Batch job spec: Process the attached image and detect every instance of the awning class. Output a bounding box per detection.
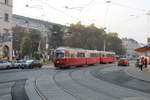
[134,46,150,53]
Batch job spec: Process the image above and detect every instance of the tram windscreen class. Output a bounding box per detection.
[56,52,64,58]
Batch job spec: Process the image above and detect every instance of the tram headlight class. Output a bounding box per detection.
[56,61,59,63]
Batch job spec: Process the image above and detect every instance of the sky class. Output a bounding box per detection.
[13,0,150,44]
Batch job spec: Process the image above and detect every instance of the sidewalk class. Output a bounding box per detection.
[42,63,54,69]
[125,64,150,82]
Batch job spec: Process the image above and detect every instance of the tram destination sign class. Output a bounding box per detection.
[0,33,12,43]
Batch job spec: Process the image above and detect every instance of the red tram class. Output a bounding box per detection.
[54,47,116,68]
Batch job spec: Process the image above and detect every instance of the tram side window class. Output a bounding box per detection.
[112,54,115,57]
[90,53,98,57]
[70,53,75,58]
[65,52,70,58]
[77,53,85,58]
[56,53,64,58]
[102,54,105,57]
[106,54,110,57]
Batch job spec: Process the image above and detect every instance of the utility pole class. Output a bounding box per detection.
[104,39,106,51]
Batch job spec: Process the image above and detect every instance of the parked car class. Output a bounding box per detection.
[25,60,42,69]
[118,58,129,66]
[0,61,13,69]
[13,60,26,69]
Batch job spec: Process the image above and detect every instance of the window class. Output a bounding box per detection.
[5,0,8,5]
[4,13,9,22]
[3,28,9,32]
[65,52,70,58]
[90,53,98,57]
[56,53,64,58]
[77,53,85,58]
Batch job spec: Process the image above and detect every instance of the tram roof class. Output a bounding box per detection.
[55,47,115,54]
[55,47,85,51]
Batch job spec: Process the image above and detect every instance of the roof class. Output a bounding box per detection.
[13,14,63,27]
[134,45,150,53]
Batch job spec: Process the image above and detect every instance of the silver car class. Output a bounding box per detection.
[0,61,12,69]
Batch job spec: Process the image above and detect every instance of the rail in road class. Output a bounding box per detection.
[0,79,29,100]
[33,64,112,100]
[1,63,150,100]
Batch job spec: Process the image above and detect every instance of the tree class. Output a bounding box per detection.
[2,46,9,57]
[65,23,106,50]
[12,26,27,51]
[48,24,64,49]
[106,32,126,55]
[64,23,126,55]
[13,26,42,58]
[28,29,41,57]
[20,36,31,57]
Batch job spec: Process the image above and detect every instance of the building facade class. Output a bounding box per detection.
[12,14,69,51]
[122,38,141,59]
[12,14,53,36]
[0,0,13,60]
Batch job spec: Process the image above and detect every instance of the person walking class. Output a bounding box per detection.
[144,58,148,68]
[135,58,140,68]
[139,58,143,71]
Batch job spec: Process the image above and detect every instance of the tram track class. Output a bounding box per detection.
[53,70,86,100]
[52,64,115,100]
[68,67,119,100]
[34,79,48,100]
[19,64,115,100]
[0,67,54,75]
[33,69,85,100]
[11,79,29,100]
[90,65,150,95]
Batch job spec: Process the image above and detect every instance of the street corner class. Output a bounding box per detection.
[125,64,150,83]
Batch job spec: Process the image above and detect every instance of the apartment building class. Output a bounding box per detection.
[0,0,13,60]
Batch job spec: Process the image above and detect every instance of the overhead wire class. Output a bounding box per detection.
[103,0,149,24]
[102,0,112,30]
[36,0,79,21]
[111,1,147,12]
[75,0,95,22]
[83,0,95,8]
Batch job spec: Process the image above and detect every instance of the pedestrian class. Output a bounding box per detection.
[144,58,148,68]
[141,57,144,65]
[135,58,140,68]
[139,58,143,71]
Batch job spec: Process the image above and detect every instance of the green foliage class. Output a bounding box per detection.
[106,32,126,55]
[65,23,106,50]
[2,46,9,57]
[20,36,31,57]
[12,26,27,51]
[28,29,41,57]
[65,23,126,55]
[13,26,41,58]
[48,24,64,49]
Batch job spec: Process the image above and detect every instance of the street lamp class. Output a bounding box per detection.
[25,4,49,53]
[105,0,111,3]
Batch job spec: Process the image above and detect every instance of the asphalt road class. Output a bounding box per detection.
[0,63,150,100]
